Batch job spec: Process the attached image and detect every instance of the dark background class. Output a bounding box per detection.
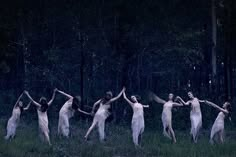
[0,0,235,130]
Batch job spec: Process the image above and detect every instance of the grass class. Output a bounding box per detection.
[0,118,236,157]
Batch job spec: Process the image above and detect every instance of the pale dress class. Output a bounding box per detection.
[5,107,21,139]
[131,102,144,146]
[190,98,202,140]
[162,101,173,137]
[58,98,75,137]
[37,109,49,139]
[91,103,110,141]
[210,112,225,139]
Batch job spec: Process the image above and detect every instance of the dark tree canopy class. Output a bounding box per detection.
[0,0,235,129]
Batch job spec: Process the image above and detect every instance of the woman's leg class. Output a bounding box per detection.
[169,126,176,143]
[219,129,224,144]
[98,120,105,142]
[85,119,97,140]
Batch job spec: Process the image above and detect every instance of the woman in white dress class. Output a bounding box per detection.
[176,92,205,143]
[204,101,231,144]
[123,88,149,147]
[24,89,57,145]
[56,89,91,137]
[149,92,183,143]
[84,88,124,142]
[5,93,31,140]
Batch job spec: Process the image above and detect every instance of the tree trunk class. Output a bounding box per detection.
[80,32,85,109]
[211,0,217,76]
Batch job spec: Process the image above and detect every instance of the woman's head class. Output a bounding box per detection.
[131,96,138,103]
[168,93,174,100]
[130,95,141,103]
[18,101,23,107]
[72,96,81,110]
[39,97,48,112]
[223,102,232,120]
[187,91,194,99]
[223,102,231,110]
[105,91,113,100]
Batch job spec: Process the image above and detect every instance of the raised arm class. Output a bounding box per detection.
[48,88,57,106]
[91,99,101,113]
[24,91,41,107]
[14,92,24,108]
[110,87,125,102]
[176,96,190,106]
[150,92,166,105]
[23,101,32,111]
[204,100,229,114]
[123,91,134,107]
[56,89,73,99]
[172,102,184,107]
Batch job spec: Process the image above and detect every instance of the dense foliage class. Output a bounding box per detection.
[0,0,235,129]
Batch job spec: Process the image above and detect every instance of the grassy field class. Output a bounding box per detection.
[0,119,236,157]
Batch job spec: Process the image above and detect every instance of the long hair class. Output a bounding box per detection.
[101,91,113,104]
[39,97,49,112]
[225,102,232,119]
[72,96,81,110]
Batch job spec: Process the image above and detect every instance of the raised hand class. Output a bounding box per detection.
[176,96,180,100]
[54,88,58,92]
[24,90,29,95]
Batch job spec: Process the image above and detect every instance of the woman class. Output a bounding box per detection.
[204,101,231,144]
[5,93,31,140]
[149,92,183,143]
[56,89,91,137]
[123,88,149,147]
[24,89,57,145]
[176,91,205,143]
[84,88,124,142]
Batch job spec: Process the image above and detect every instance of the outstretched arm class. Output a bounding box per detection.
[198,99,205,103]
[204,100,229,114]
[78,108,92,116]
[123,91,134,107]
[172,102,184,107]
[24,91,41,107]
[23,101,32,110]
[176,96,190,106]
[110,87,125,102]
[14,92,24,108]
[150,92,166,105]
[48,88,57,106]
[56,89,73,99]
[142,105,149,108]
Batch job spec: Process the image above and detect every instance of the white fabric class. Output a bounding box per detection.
[58,98,75,137]
[5,107,21,140]
[190,98,202,141]
[85,102,111,141]
[37,109,50,143]
[161,101,173,138]
[131,103,144,146]
[210,112,225,140]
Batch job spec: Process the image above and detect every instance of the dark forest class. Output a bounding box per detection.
[0,0,236,156]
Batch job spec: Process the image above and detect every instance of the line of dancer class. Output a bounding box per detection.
[4,87,232,147]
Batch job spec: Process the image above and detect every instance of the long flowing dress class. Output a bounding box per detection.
[5,107,21,139]
[161,101,173,137]
[58,98,75,137]
[210,112,225,140]
[190,98,202,141]
[131,102,144,146]
[90,103,111,141]
[37,109,50,141]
